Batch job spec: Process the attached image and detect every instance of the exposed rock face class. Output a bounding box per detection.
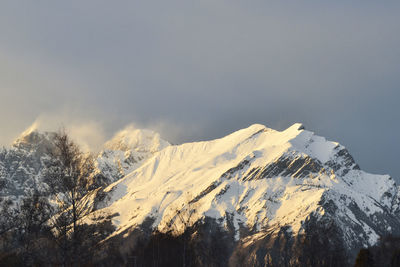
[243,153,325,180]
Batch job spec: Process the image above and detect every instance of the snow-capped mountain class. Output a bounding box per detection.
[0,128,56,199]
[96,126,170,184]
[2,122,400,265]
[0,125,169,201]
[82,123,400,265]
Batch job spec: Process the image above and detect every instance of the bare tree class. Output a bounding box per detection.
[43,129,96,265]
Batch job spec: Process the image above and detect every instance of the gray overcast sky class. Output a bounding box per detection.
[1,1,400,179]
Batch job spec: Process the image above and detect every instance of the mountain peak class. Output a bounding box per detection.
[96,126,171,183]
[286,122,305,131]
[12,126,56,152]
[103,125,170,153]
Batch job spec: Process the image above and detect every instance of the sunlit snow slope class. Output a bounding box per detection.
[88,123,400,252]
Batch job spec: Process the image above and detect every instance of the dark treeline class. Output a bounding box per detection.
[354,235,400,267]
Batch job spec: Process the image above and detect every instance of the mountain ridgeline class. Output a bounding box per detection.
[1,123,400,266]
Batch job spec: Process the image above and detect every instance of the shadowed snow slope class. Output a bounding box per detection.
[86,123,400,256]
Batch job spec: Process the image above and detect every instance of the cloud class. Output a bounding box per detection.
[134,119,202,145]
[18,113,106,152]
[0,1,400,178]
[16,114,196,152]
[67,122,106,152]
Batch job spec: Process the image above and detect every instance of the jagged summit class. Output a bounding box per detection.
[287,122,305,131]
[12,127,56,152]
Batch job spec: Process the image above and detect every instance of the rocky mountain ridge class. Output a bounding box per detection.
[1,123,399,266]
[76,123,400,265]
